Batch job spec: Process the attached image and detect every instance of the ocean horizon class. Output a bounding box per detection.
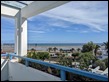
[1,43,103,51]
[1,43,102,46]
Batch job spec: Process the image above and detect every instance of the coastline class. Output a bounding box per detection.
[1,44,83,52]
[1,43,102,52]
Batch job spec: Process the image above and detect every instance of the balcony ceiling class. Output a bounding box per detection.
[1,1,33,9]
[1,1,33,18]
[1,1,69,18]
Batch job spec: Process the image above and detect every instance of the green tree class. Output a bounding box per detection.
[53,47,58,53]
[27,51,37,59]
[59,55,72,67]
[82,41,96,53]
[31,52,39,59]
[27,52,32,58]
[94,60,106,70]
[72,52,80,62]
[31,48,36,52]
[103,41,108,53]
[103,41,108,49]
[36,52,50,61]
[103,58,108,67]
[78,52,96,69]
[77,48,81,53]
[94,44,100,56]
[70,48,75,53]
[48,47,52,52]
[59,48,63,53]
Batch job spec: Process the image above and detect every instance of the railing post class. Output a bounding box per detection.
[9,54,13,60]
[60,70,66,81]
[25,59,28,67]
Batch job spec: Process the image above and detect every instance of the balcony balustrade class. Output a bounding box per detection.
[1,54,108,81]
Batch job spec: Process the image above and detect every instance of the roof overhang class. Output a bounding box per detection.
[21,1,70,18]
[1,4,19,18]
[1,1,70,18]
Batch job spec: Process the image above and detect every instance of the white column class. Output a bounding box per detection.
[21,18,27,56]
[15,11,27,56]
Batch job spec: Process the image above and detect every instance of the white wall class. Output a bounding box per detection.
[8,62,61,81]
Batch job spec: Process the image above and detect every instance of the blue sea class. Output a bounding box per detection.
[2,43,102,51]
[29,43,84,46]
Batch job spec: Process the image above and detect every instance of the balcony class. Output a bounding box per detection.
[1,2,108,81]
[1,54,108,81]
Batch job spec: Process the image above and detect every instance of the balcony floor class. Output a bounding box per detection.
[1,58,61,81]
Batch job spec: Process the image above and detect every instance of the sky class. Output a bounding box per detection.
[1,1,108,43]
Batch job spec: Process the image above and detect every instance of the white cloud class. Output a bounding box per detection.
[39,1,108,32]
[28,30,45,33]
[48,20,69,28]
[66,30,89,33]
[80,30,89,33]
